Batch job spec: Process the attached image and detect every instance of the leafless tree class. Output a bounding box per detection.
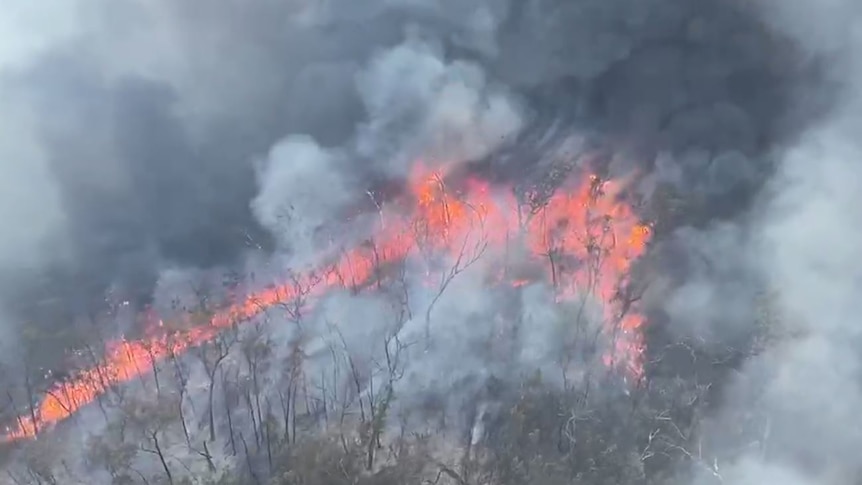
[194,328,238,443]
[125,395,180,485]
[362,332,407,471]
[19,436,65,485]
[419,198,490,344]
[239,321,273,449]
[164,332,193,446]
[85,415,142,485]
[215,365,239,457]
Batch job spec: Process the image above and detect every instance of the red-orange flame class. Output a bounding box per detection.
[2,165,650,442]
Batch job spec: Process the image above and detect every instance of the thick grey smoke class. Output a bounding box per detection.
[650,1,862,484]
[354,33,525,173]
[252,135,355,266]
[0,0,793,333]
[686,124,862,485]
[250,32,526,268]
[0,0,831,482]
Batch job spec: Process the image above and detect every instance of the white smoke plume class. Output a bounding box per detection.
[250,31,526,267]
[252,135,354,267]
[355,33,525,174]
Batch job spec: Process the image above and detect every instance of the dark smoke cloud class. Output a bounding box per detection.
[3,5,781,317]
[636,1,862,483]
[0,1,824,479]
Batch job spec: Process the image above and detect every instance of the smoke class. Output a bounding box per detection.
[0,0,838,481]
[0,93,67,272]
[653,222,761,344]
[0,0,794,327]
[649,1,862,484]
[695,120,862,480]
[682,127,862,485]
[355,33,525,174]
[252,135,355,266]
[250,32,526,267]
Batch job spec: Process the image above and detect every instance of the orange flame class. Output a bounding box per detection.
[2,164,651,442]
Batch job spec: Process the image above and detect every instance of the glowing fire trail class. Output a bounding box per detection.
[2,166,651,442]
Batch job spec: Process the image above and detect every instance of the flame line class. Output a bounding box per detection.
[2,169,651,443]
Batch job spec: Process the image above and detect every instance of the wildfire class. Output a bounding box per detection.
[2,163,651,442]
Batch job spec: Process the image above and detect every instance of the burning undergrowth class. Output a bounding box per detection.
[2,149,652,442]
[0,0,847,484]
[0,144,666,485]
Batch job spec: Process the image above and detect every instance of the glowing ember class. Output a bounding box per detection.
[2,164,651,442]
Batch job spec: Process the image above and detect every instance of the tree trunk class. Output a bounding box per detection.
[208,373,217,442]
[151,431,174,485]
